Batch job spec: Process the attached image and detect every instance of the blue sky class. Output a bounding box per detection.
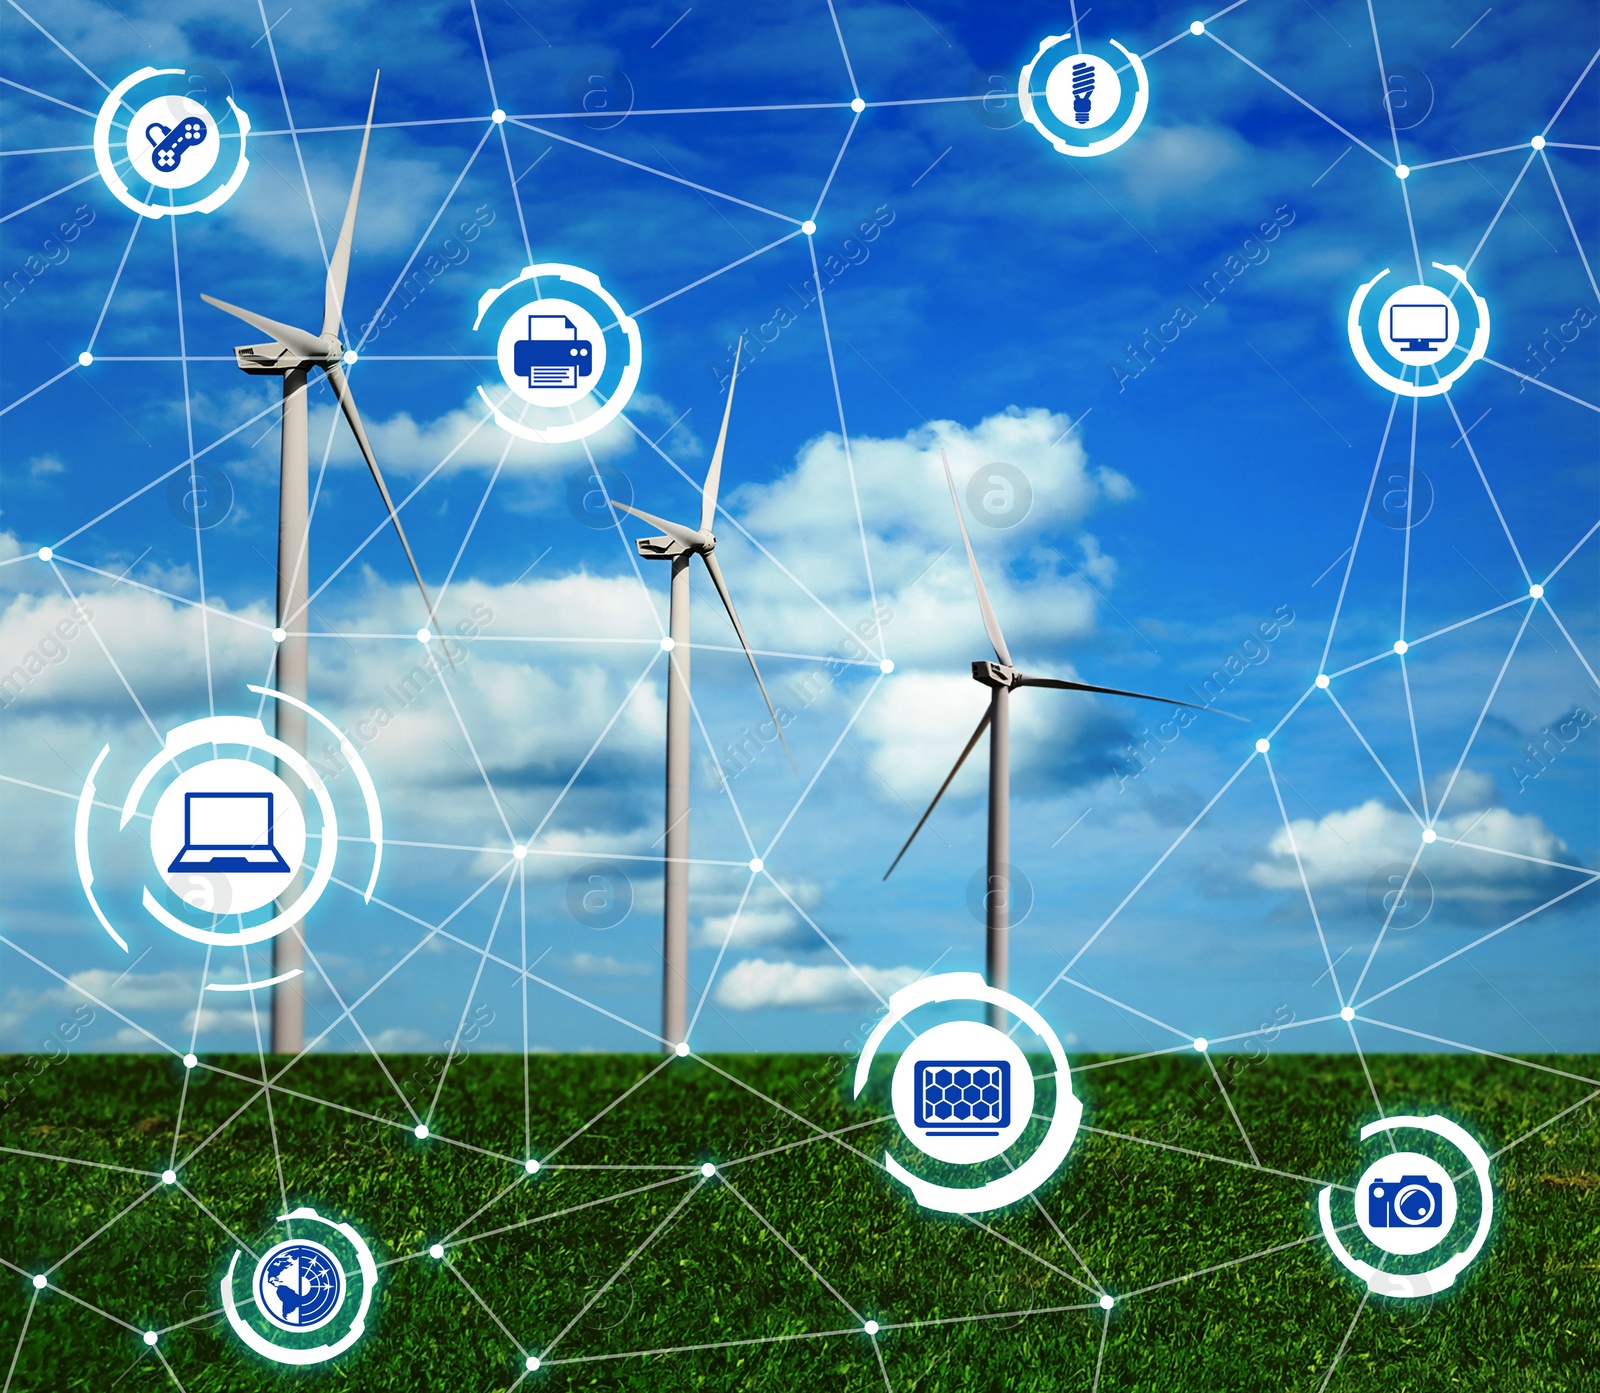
[1,0,1596,1062]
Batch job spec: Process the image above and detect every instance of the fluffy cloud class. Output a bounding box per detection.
[712,957,922,1011]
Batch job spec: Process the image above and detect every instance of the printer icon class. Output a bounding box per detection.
[513,314,594,389]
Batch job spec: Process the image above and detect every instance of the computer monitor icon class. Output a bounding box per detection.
[1387,303,1450,352]
[167,791,291,874]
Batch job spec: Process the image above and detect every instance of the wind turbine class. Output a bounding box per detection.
[612,340,789,1051]
[202,73,443,1053]
[884,453,1240,1028]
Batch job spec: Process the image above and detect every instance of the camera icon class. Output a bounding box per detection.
[1367,1174,1443,1228]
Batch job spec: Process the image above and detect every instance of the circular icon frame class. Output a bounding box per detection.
[1347,262,1490,397]
[1019,37,1149,158]
[853,971,1082,1214]
[93,67,252,218]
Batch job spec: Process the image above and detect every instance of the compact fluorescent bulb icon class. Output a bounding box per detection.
[1071,61,1094,123]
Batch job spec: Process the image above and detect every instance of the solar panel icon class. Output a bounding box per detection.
[912,1059,1011,1136]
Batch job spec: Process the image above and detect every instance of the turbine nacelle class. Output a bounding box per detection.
[972,660,1017,689]
[231,333,342,376]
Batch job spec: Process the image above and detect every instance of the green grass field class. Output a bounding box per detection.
[0,1051,1596,1391]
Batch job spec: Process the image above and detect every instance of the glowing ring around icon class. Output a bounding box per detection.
[473,264,642,443]
[1347,263,1490,397]
[1317,1114,1493,1298]
[93,67,251,218]
[222,1208,376,1366]
[73,688,382,954]
[853,972,1082,1214]
[1018,37,1149,158]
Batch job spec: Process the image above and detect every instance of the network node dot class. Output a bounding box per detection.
[525,1158,540,1174]
[801,219,817,236]
[513,844,528,860]
[492,108,507,124]
[1393,640,1409,655]
[36,547,52,562]
[1394,164,1410,179]
[880,658,894,674]
[429,1243,444,1259]
[748,857,764,874]
[342,349,358,365]
[1315,674,1330,689]
[1422,828,1437,843]
[414,1124,429,1139]
[1255,738,1271,753]
[864,1318,879,1335]
[850,97,866,113]
[31,1275,46,1290]
[1529,583,1544,599]
[416,628,431,644]
[675,1041,690,1058]
[1531,135,1546,150]
[526,1356,540,1371]
[161,1169,176,1185]
[1189,20,1205,34]
[271,627,286,643]
[1341,1006,1355,1022]
[143,1331,158,1346]
[77,351,93,367]
[660,636,675,651]
[1099,1293,1115,1310]
[183,1053,197,1069]
[700,1162,716,1178]
[1192,1037,1208,1052]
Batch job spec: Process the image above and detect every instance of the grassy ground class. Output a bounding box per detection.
[0,1051,1596,1391]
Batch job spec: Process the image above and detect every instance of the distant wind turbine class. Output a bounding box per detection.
[202,73,443,1053]
[613,340,789,1051]
[884,453,1242,1028]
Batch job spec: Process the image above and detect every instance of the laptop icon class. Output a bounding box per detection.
[167,791,291,874]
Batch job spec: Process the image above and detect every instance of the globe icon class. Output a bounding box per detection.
[253,1239,345,1333]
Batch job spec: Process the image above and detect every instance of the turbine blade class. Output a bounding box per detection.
[1012,673,1247,721]
[883,704,993,880]
[324,362,449,661]
[701,550,794,771]
[613,500,708,551]
[324,71,380,341]
[700,337,742,534]
[201,294,324,360]
[940,450,1011,667]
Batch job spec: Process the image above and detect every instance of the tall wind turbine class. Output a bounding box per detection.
[612,340,789,1051]
[202,73,443,1053]
[885,453,1240,1028]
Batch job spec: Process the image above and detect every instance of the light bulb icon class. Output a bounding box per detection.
[1071,61,1094,123]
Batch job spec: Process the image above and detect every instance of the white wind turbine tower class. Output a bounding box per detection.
[202,73,443,1053]
[885,454,1241,1028]
[612,341,789,1051]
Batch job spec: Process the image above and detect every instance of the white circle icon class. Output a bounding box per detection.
[853,971,1082,1215]
[474,264,642,444]
[1043,53,1123,129]
[889,1018,1034,1165]
[125,95,219,189]
[1354,1151,1458,1256]
[148,758,306,917]
[494,297,608,409]
[1376,283,1459,366]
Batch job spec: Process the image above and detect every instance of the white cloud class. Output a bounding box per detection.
[713,957,921,1011]
[1250,799,1573,899]
[369,1027,438,1052]
[563,952,652,978]
[43,968,198,1013]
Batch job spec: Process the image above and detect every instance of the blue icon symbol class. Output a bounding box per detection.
[514,314,594,389]
[1387,303,1450,352]
[913,1059,1011,1136]
[1368,1175,1443,1228]
[167,791,291,874]
[255,1241,344,1331]
[146,115,208,172]
[1070,61,1095,123]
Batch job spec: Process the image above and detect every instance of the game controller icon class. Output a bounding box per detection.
[147,115,208,171]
